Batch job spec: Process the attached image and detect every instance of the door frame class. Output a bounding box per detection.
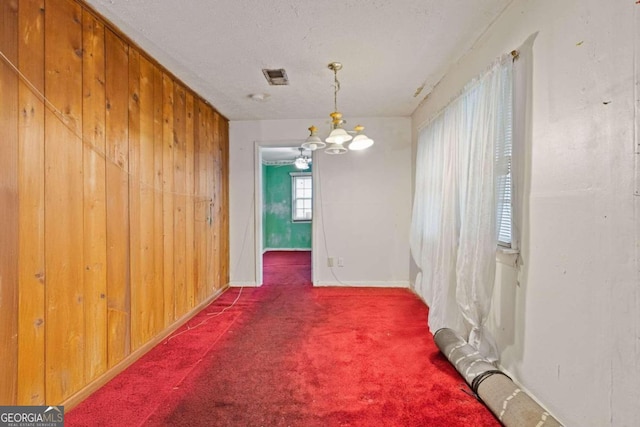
[254,140,317,286]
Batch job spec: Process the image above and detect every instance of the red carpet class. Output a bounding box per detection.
[67,251,498,426]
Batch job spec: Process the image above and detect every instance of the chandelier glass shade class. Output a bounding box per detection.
[325,142,348,155]
[303,62,374,155]
[349,135,374,151]
[348,125,374,151]
[301,126,326,151]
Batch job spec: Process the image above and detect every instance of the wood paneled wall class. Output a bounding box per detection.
[0,0,229,406]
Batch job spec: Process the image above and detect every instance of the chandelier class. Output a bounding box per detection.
[301,62,374,155]
[294,147,311,170]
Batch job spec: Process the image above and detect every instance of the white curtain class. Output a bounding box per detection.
[410,54,513,361]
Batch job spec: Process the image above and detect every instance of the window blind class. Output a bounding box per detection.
[496,85,513,247]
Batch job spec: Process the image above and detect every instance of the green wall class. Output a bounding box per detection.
[263,164,311,250]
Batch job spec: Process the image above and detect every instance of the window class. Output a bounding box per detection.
[291,173,312,221]
[497,96,513,247]
[497,162,512,247]
[410,52,516,354]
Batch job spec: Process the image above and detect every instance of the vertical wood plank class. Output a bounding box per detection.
[205,106,215,295]
[221,118,230,285]
[211,111,222,291]
[44,0,85,403]
[133,55,157,347]
[185,92,195,309]
[152,64,164,334]
[81,9,108,383]
[193,101,206,303]
[128,47,143,350]
[173,84,187,317]
[201,103,211,297]
[0,0,19,406]
[162,73,175,326]
[17,0,46,405]
[105,28,130,367]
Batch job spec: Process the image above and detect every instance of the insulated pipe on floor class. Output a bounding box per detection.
[433,328,563,427]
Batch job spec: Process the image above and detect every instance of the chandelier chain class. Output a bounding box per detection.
[333,68,340,113]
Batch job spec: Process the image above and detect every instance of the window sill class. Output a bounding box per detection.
[496,246,519,267]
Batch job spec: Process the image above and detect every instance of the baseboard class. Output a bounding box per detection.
[313,281,410,288]
[262,248,311,253]
[228,281,260,287]
[61,285,228,411]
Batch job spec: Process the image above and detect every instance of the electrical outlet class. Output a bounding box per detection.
[337,257,344,267]
[327,257,334,267]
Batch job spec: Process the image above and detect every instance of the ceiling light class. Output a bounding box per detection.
[294,148,310,170]
[325,142,348,155]
[348,125,374,151]
[304,62,374,155]
[301,126,326,151]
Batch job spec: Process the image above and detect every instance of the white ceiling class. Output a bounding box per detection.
[84,0,512,122]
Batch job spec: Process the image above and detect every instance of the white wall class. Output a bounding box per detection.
[229,117,411,287]
[411,0,639,426]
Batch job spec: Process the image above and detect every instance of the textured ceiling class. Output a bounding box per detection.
[84,0,512,121]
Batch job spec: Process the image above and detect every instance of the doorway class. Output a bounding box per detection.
[254,142,315,286]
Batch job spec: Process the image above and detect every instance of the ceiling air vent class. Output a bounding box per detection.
[262,68,289,85]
